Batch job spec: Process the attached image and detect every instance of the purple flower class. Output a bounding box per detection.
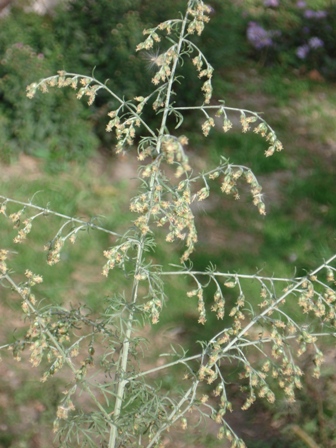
[304,9,315,19]
[308,37,324,49]
[296,0,306,8]
[264,0,279,7]
[304,9,327,19]
[315,10,327,19]
[296,44,310,59]
[247,21,273,49]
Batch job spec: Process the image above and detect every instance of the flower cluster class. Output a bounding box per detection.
[44,237,64,265]
[56,401,75,420]
[211,289,225,320]
[160,135,191,174]
[201,117,215,136]
[246,1,336,78]
[214,107,283,157]
[247,21,277,50]
[220,165,266,215]
[13,219,32,243]
[27,72,91,100]
[303,9,327,20]
[106,109,140,153]
[0,249,8,275]
[187,3,212,36]
[192,53,214,104]
[161,186,198,262]
[136,26,176,86]
[143,298,162,324]
[102,240,133,276]
[264,0,279,7]
[296,36,324,60]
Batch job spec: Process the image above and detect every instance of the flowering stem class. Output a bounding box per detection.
[220,254,336,354]
[0,195,122,238]
[155,2,190,153]
[160,252,336,283]
[29,74,156,139]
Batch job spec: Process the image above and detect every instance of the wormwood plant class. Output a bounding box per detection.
[1,1,336,447]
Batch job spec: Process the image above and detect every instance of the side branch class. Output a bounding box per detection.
[0,195,122,238]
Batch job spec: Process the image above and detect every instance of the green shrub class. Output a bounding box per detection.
[0,10,98,169]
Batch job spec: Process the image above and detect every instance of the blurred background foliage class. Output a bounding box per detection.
[0,0,248,168]
[0,0,336,447]
[0,8,98,170]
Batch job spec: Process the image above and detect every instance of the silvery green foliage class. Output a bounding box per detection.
[1,1,335,447]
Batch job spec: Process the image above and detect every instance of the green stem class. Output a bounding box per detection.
[0,195,121,238]
[127,354,201,382]
[160,252,336,283]
[108,163,161,446]
[155,1,191,153]
[108,241,144,448]
[146,381,199,448]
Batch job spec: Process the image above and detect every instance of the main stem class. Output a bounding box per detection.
[108,169,160,447]
[108,238,145,448]
[108,6,192,447]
